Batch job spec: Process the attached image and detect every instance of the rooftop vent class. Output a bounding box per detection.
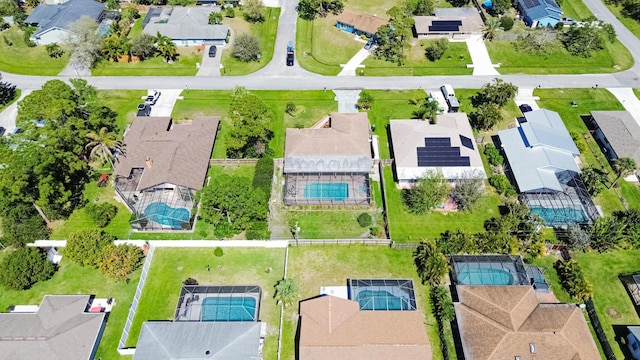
[530,342,536,354]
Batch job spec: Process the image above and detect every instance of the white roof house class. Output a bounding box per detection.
[498,109,580,193]
[390,114,486,185]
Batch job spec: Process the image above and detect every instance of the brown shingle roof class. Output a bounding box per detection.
[454,286,600,360]
[299,295,431,360]
[114,116,219,191]
[336,10,388,34]
[590,111,640,165]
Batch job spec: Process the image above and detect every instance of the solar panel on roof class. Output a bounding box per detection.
[428,20,463,32]
[522,0,540,8]
[416,137,471,167]
[460,135,474,150]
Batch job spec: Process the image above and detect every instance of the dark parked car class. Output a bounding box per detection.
[209,45,217,58]
[0,126,5,136]
[519,104,533,113]
[286,41,294,66]
[364,40,373,50]
[137,103,151,116]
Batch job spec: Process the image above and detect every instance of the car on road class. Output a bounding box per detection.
[364,40,373,50]
[519,104,533,114]
[0,127,5,136]
[209,46,217,58]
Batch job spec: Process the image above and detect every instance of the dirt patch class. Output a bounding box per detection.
[606,307,621,318]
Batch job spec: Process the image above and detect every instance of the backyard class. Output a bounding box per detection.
[280,245,454,360]
[0,26,70,75]
[123,247,286,360]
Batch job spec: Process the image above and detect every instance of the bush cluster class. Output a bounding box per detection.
[0,247,56,290]
[85,202,118,227]
[357,213,373,228]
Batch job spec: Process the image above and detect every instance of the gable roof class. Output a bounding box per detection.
[389,115,486,180]
[134,322,261,360]
[0,295,105,360]
[284,113,371,173]
[25,0,104,37]
[299,295,431,360]
[336,10,388,34]
[498,109,580,192]
[590,111,640,165]
[113,116,219,191]
[518,0,562,21]
[454,286,600,360]
[414,8,483,34]
[143,7,229,40]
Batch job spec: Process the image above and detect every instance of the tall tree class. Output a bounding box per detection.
[413,98,439,122]
[131,34,156,60]
[402,171,449,214]
[154,32,177,62]
[225,87,273,158]
[580,165,608,196]
[471,103,502,130]
[67,16,103,69]
[482,18,503,41]
[451,172,484,211]
[0,247,56,291]
[414,238,449,286]
[0,73,16,106]
[611,157,636,187]
[85,127,121,167]
[65,229,116,267]
[231,33,261,62]
[374,7,415,65]
[274,278,299,307]
[560,23,604,57]
[472,78,518,107]
[243,0,265,22]
[297,0,344,20]
[101,35,128,62]
[98,244,144,281]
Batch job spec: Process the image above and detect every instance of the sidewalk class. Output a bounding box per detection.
[0,89,32,134]
[465,35,500,76]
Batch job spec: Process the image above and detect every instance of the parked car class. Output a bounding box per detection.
[561,17,576,24]
[209,45,217,58]
[364,40,373,50]
[145,90,161,105]
[286,41,294,66]
[519,104,533,113]
[137,103,151,116]
[0,126,5,136]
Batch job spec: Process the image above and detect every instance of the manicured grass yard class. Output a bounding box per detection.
[128,14,145,38]
[0,250,140,360]
[124,248,285,360]
[383,167,503,242]
[560,0,594,20]
[362,40,472,76]
[576,250,640,359]
[98,90,147,131]
[486,39,633,74]
[289,207,383,239]
[604,3,640,41]
[221,8,280,76]
[280,245,454,360]
[92,47,203,76]
[535,88,640,212]
[0,26,70,75]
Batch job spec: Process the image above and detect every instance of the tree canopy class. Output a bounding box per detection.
[274,278,299,307]
[226,87,273,158]
[0,247,56,290]
[0,73,16,106]
[232,33,261,62]
[374,7,415,65]
[402,171,449,214]
[243,0,265,22]
[65,229,116,267]
[297,0,344,20]
[472,78,518,107]
[98,244,144,281]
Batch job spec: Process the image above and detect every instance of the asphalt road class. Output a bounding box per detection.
[2,0,640,91]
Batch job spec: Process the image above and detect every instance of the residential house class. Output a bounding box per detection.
[0,295,111,360]
[628,326,640,360]
[283,113,372,206]
[24,0,105,45]
[454,285,600,360]
[113,116,219,231]
[517,0,562,27]
[336,10,388,38]
[414,8,483,39]
[142,7,229,46]
[389,114,486,187]
[589,111,640,167]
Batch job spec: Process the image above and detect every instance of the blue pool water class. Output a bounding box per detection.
[457,268,514,285]
[143,202,190,229]
[201,296,257,321]
[355,290,411,310]
[304,182,348,200]
[530,206,588,226]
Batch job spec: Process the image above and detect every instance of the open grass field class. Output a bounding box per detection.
[296,15,364,75]
[280,245,455,360]
[124,247,285,360]
[560,0,594,20]
[221,8,280,76]
[486,39,633,74]
[0,26,70,75]
[92,47,202,76]
[288,208,383,239]
[576,250,640,359]
[98,90,147,131]
[534,88,640,212]
[604,3,640,40]
[0,249,140,360]
[362,40,473,76]
[383,167,503,242]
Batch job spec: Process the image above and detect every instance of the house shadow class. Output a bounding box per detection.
[613,324,635,360]
[295,295,325,360]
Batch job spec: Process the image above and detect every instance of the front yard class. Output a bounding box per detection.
[0,26,70,75]
[91,47,203,76]
[604,3,640,41]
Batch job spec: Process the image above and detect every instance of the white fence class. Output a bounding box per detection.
[29,240,290,248]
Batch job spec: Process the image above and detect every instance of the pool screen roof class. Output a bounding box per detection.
[450,255,529,286]
[348,279,417,311]
[174,285,261,322]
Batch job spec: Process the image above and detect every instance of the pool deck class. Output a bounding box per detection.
[175,294,259,322]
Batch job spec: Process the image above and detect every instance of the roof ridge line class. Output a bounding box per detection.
[458,303,512,333]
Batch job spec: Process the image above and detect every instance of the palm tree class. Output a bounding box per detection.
[482,18,503,41]
[209,11,223,24]
[412,98,440,123]
[154,32,177,62]
[273,278,299,307]
[611,157,637,187]
[101,35,126,62]
[85,127,121,168]
[413,239,449,286]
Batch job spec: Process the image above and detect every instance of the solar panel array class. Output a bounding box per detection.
[522,0,541,8]
[428,20,463,32]
[417,137,471,167]
[460,135,474,150]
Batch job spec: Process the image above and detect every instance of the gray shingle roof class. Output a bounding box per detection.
[590,111,640,165]
[0,295,105,360]
[134,322,261,360]
[25,0,104,37]
[142,7,229,40]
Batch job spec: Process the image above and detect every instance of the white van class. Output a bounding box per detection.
[441,84,455,98]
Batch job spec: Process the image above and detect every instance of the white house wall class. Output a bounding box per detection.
[32,27,72,45]
[396,166,486,182]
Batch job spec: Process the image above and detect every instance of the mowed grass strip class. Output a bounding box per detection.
[0,26,70,75]
[91,47,202,76]
[124,247,285,360]
[559,0,593,20]
[604,3,640,41]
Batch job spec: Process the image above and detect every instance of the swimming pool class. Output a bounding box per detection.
[354,290,411,310]
[530,206,588,226]
[200,296,257,322]
[457,268,515,285]
[303,182,348,200]
[143,202,190,229]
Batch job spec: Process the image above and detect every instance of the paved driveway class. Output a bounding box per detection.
[337,47,370,76]
[334,90,361,113]
[465,35,500,76]
[196,46,222,77]
[149,89,183,117]
[0,89,32,134]
[608,88,640,123]
[514,88,540,111]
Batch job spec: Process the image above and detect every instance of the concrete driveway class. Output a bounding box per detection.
[465,35,500,76]
[334,90,361,113]
[148,89,183,117]
[338,47,370,76]
[607,88,640,123]
[514,88,540,111]
[196,46,223,77]
[0,89,32,135]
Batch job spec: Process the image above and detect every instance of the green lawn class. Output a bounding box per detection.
[296,15,364,75]
[289,207,383,239]
[486,39,633,74]
[92,47,203,76]
[560,0,594,20]
[124,247,285,360]
[0,88,20,113]
[604,3,640,40]
[0,250,140,360]
[534,88,640,213]
[128,14,145,38]
[0,26,70,75]
[281,245,454,360]
[362,41,473,76]
[221,8,280,76]
[383,167,503,242]
[576,250,640,359]
[98,90,147,131]
[635,88,640,100]
[172,90,337,158]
